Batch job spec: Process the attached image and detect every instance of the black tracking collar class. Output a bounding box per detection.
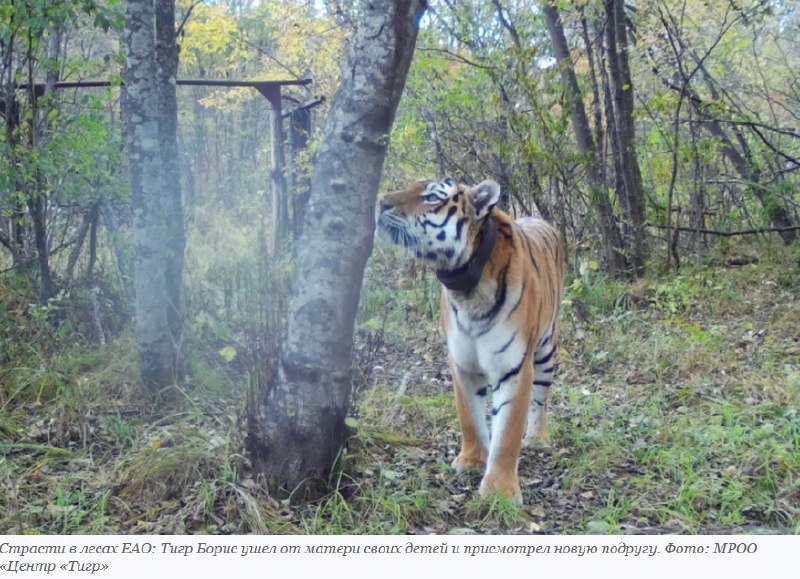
[435,217,497,293]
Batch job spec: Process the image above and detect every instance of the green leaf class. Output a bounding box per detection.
[218,346,237,363]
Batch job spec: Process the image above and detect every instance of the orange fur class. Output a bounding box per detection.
[377,178,565,503]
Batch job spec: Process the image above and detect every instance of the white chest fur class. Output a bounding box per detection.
[445,288,528,388]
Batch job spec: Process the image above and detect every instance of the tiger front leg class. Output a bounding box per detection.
[479,356,534,503]
[526,334,556,444]
[450,363,490,472]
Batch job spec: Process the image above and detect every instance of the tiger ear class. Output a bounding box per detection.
[467,180,501,219]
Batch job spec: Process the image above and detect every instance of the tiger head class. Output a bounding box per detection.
[376,178,502,274]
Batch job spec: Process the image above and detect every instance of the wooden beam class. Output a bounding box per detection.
[18,78,312,98]
[281,96,326,118]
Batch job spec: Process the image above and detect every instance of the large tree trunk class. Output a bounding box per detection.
[248,0,427,501]
[155,0,185,373]
[542,2,629,276]
[122,0,178,387]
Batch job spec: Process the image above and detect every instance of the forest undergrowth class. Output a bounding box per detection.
[1,240,798,535]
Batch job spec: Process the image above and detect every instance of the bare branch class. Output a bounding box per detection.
[491,0,522,49]
[417,47,497,70]
[176,1,202,38]
[652,224,800,237]
[233,32,304,82]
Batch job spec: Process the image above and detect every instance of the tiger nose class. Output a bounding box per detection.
[379,200,393,213]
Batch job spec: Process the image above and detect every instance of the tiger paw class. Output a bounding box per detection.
[452,453,486,473]
[524,430,550,447]
[478,472,522,504]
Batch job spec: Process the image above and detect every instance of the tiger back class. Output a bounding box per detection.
[376,178,565,502]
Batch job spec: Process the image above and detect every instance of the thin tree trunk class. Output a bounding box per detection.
[597,17,627,239]
[64,207,92,285]
[0,30,30,271]
[28,195,54,301]
[101,201,134,311]
[688,108,707,248]
[579,13,604,179]
[693,97,797,244]
[87,202,99,281]
[248,0,427,501]
[653,10,798,245]
[665,90,684,271]
[542,2,629,276]
[24,20,64,302]
[270,102,289,250]
[289,107,312,238]
[604,0,647,274]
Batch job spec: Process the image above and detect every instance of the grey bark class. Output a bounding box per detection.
[27,195,53,302]
[604,0,648,273]
[542,2,629,275]
[155,0,185,370]
[579,14,605,180]
[64,206,93,285]
[122,0,175,387]
[248,0,427,501]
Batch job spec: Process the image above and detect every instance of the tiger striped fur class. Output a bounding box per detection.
[376,178,565,502]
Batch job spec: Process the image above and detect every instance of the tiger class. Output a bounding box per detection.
[375,178,565,503]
